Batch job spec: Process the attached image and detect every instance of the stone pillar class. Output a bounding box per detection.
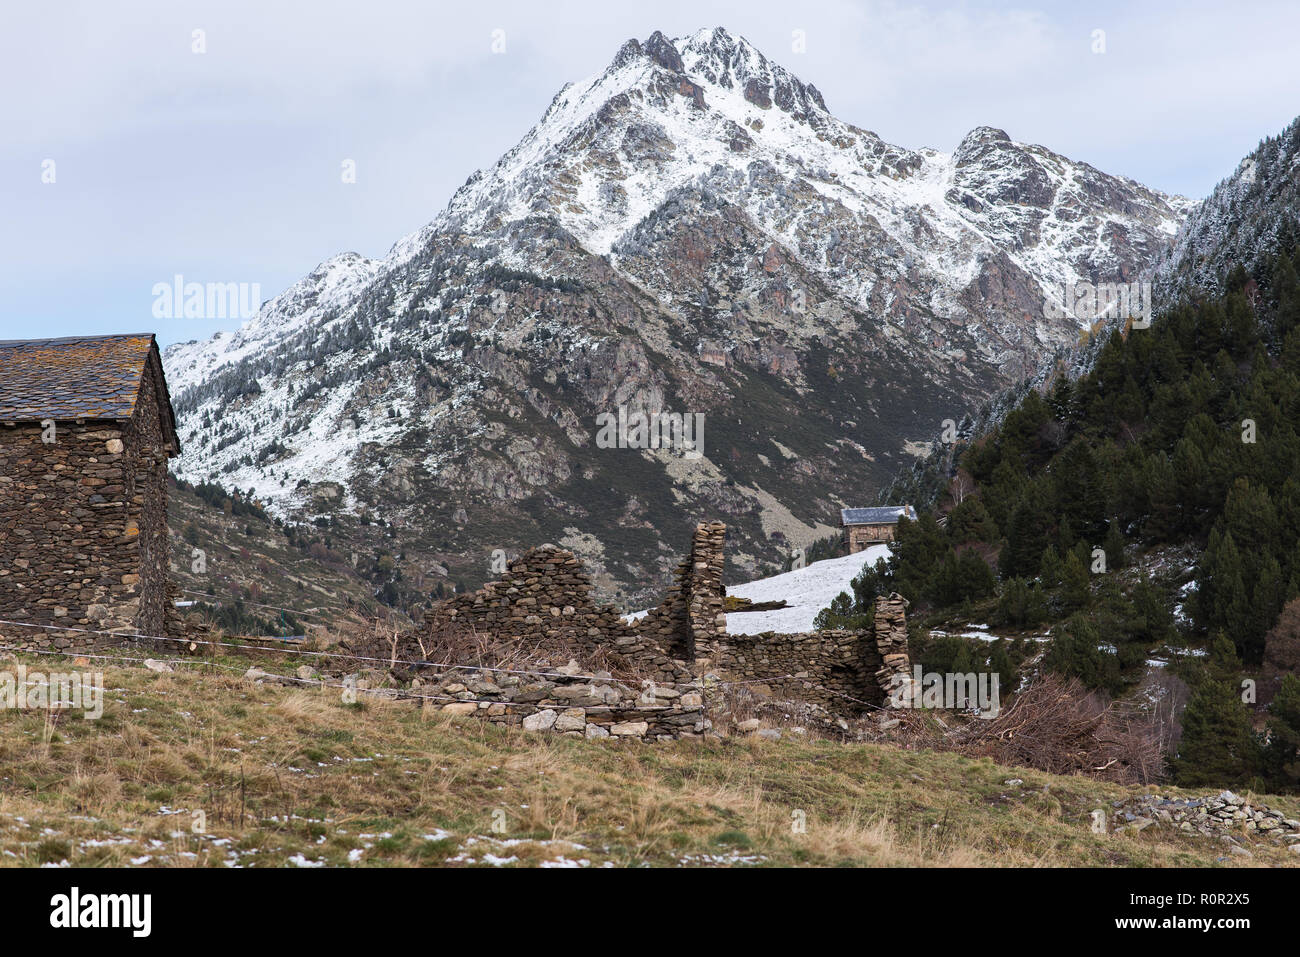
[686,521,726,668]
[872,593,914,706]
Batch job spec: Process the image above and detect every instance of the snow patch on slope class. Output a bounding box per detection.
[724,544,891,635]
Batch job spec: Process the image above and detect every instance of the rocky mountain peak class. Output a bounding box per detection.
[953,126,1014,164]
[678,26,828,118]
[162,27,1197,608]
[642,30,685,73]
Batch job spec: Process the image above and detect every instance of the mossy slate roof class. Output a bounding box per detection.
[0,335,177,447]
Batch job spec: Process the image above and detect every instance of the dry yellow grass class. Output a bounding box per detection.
[1,651,1298,868]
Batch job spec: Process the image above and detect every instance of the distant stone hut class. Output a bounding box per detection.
[0,334,180,638]
[841,505,917,553]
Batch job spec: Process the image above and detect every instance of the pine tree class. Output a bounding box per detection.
[1249,556,1285,663]
[1039,544,1064,589]
[1042,615,1121,694]
[1001,487,1050,581]
[989,639,1016,695]
[1102,522,1126,571]
[1060,550,1092,613]
[813,591,870,630]
[994,577,1047,627]
[929,549,963,607]
[1173,634,1262,787]
[1265,673,1300,790]
[1196,528,1249,650]
[947,496,998,543]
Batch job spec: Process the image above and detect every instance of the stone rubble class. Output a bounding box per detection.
[1110,790,1300,848]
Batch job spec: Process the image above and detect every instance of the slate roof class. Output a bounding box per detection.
[0,334,179,451]
[841,505,917,526]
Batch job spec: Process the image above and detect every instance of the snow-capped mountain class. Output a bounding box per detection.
[880,112,1300,515]
[163,27,1192,607]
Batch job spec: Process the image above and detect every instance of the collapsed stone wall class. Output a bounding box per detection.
[393,521,915,725]
[248,661,708,741]
[402,545,692,684]
[0,621,115,656]
[419,666,706,741]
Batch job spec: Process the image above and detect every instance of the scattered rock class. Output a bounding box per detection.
[1109,792,1300,847]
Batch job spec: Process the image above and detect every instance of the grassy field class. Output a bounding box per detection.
[2,649,1298,868]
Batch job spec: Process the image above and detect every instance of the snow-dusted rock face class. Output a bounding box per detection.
[162,27,1191,606]
[1154,115,1300,297]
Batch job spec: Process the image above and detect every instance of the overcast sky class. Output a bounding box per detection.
[3,0,1298,347]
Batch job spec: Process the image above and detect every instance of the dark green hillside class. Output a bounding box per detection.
[819,244,1300,792]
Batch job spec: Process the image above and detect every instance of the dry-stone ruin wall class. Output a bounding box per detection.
[710,596,914,714]
[712,629,881,711]
[396,522,914,734]
[872,594,914,702]
[415,665,706,741]
[407,545,692,684]
[634,521,727,663]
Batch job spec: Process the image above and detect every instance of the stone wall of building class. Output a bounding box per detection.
[846,523,896,552]
[0,621,116,656]
[126,358,173,639]
[0,422,143,635]
[0,354,174,645]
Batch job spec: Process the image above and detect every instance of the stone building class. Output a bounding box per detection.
[841,505,917,552]
[0,334,180,637]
